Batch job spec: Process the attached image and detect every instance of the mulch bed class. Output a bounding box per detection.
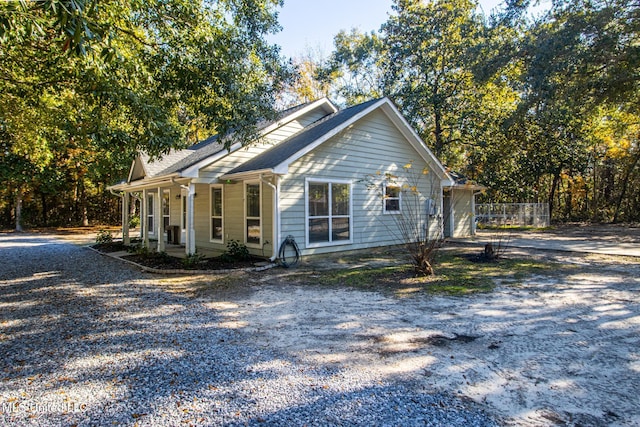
[121,253,261,271]
[91,242,264,271]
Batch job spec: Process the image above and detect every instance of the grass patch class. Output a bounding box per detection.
[292,249,559,297]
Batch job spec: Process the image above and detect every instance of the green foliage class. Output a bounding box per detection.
[182,252,205,269]
[128,215,140,229]
[0,0,292,229]
[220,239,251,262]
[95,229,113,244]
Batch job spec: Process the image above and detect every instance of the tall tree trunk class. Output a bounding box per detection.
[433,106,444,157]
[41,192,48,226]
[548,168,562,222]
[80,179,89,227]
[15,188,23,232]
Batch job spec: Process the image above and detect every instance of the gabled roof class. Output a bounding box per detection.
[221,97,449,181]
[446,170,485,191]
[222,98,382,177]
[111,96,452,192]
[131,98,338,181]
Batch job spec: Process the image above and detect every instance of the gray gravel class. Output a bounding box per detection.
[0,233,498,426]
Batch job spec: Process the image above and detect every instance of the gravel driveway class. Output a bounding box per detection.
[0,233,496,426]
[2,232,639,426]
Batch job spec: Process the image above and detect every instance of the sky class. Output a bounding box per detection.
[268,0,504,59]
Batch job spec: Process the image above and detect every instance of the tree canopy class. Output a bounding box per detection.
[305,0,639,222]
[1,0,291,229]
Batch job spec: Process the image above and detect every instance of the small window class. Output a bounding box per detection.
[384,184,401,214]
[211,186,223,242]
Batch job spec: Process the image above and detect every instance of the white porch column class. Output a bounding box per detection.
[156,187,165,252]
[186,182,196,255]
[142,188,149,248]
[122,192,130,245]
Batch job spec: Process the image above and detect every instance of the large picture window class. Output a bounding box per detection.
[307,180,351,246]
[211,186,223,242]
[245,183,261,245]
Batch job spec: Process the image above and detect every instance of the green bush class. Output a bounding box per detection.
[220,240,251,262]
[128,215,140,228]
[182,252,205,268]
[96,229,113,244]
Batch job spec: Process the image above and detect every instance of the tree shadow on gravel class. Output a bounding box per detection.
[0,234,500,426]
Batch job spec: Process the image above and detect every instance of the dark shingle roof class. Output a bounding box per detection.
[224,98,382,176]
[143,100,327,177]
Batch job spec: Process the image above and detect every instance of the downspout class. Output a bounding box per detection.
[260,174,279,262]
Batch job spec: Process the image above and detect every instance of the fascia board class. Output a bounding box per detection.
[126,159,137,183]
[220,168,276,181]
[112,173,181,192]
[379,101,449,179]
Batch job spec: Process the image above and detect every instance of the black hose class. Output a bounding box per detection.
[278,235,300,268]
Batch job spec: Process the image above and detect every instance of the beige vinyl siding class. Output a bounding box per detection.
[192,184,212,249]
[281,109,443,255]
[199,110,329,180]
[168,187,181,228]
[452,188,474,237]
[192,181,273,257]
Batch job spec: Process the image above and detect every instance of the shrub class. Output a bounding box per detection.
[182,252,205,268]
[96,229,113,244]
[128,215,140,228]
[220,240,251,262]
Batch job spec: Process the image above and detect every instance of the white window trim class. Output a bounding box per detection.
[210,184,224,243]
[244,181,262,248]
[383,183,402,215]
[305,178,353,248]
[147,193,155,236]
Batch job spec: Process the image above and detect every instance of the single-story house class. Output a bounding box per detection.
[108,97,482,260]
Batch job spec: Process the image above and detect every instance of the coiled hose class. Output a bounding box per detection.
[278,235,300,268]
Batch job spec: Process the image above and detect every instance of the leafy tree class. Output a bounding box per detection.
[382,0,484,166]
[0,0,292,229]
[318,29,386,105]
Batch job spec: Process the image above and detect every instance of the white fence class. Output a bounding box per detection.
[475,203,550,227]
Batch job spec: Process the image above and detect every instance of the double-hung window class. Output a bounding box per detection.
[245,183,261,246]
[211,186,223,242]
[307,179,352,246]
[147,194,155,235]
[162,190,170,230]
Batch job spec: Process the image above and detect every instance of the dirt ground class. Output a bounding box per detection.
[17,224,640,425]
[159,245,640,426]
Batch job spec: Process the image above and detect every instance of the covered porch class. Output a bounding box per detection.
[109,175,198,256]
